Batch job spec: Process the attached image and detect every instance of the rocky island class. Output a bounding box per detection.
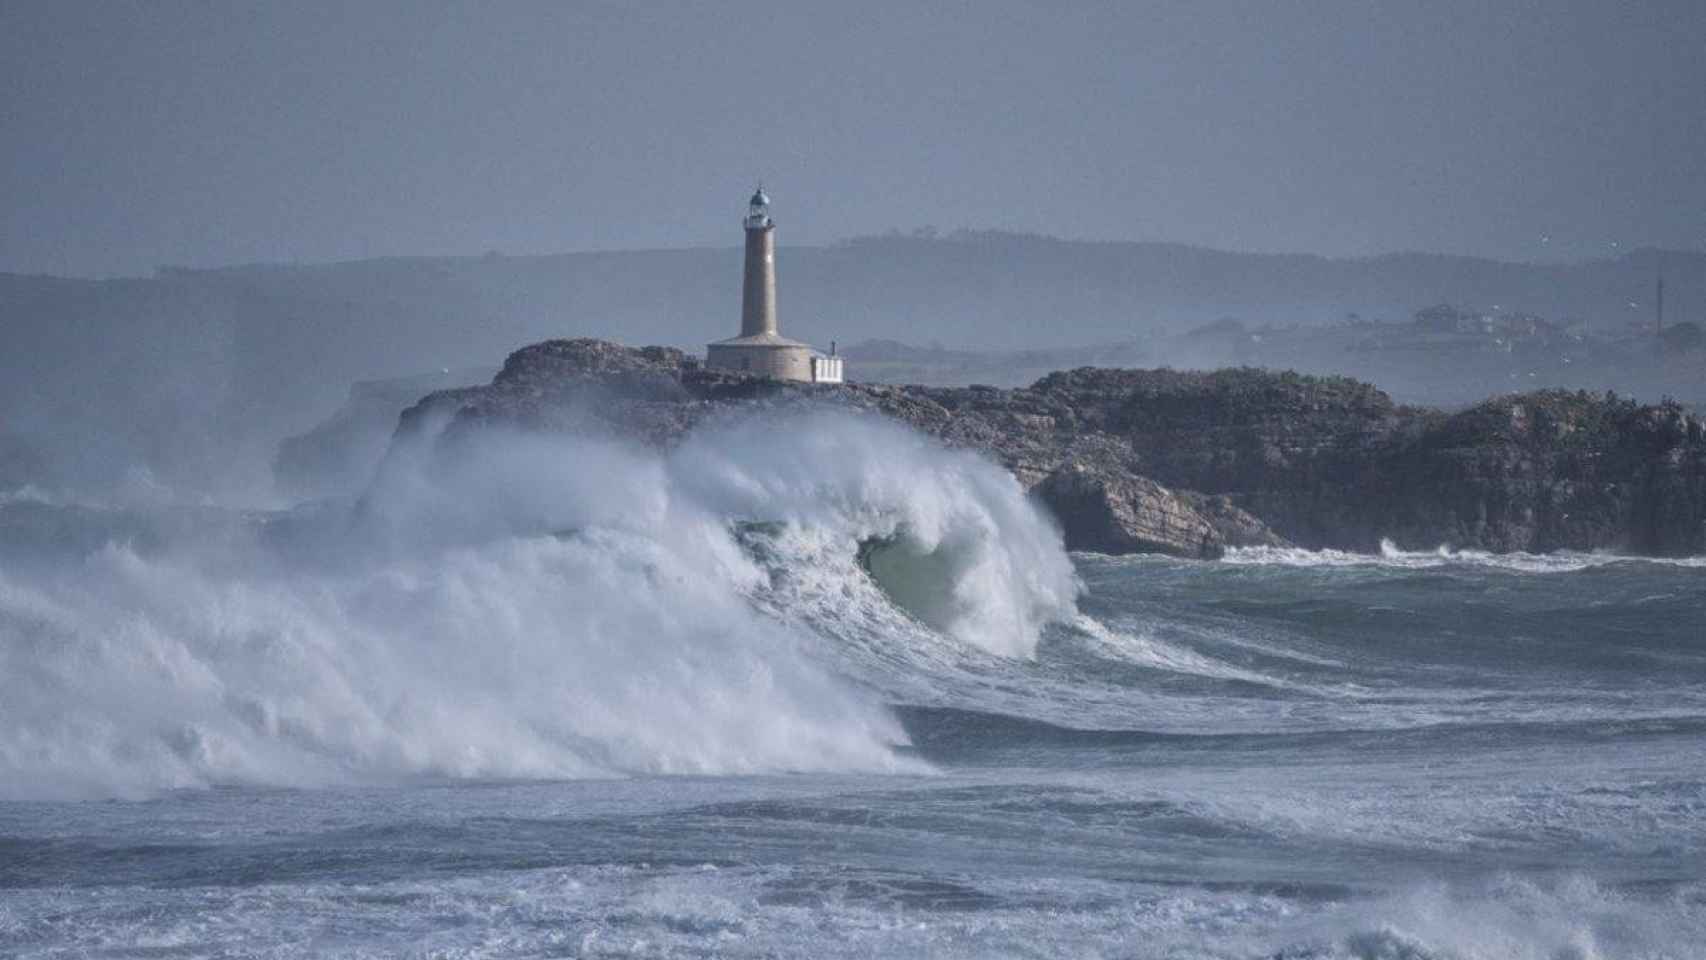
[379,338,1706,559]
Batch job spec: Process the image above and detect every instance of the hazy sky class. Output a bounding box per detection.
[3,0,1703,276]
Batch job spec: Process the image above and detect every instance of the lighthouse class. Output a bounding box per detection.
[740,187,778,338]
[706,188,844,383]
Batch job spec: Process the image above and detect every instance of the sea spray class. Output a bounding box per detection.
[669,410,1079,659]
[0,410,1078,800]
[3,453,1704,957]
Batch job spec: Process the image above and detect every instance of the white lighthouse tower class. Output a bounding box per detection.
[706,188,843,383]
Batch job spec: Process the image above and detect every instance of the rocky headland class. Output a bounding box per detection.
[384,338,1706,559]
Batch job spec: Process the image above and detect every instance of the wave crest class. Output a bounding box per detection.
[0,410,1077,799]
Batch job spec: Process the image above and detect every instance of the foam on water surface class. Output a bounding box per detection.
[3,410,1705,956]
[1225,538,1706,572]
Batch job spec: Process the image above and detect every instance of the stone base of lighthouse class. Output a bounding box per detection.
[705,188,843,384]
[706,335,842,382]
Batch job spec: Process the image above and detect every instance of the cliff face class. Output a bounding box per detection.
[1377,394,1706,555]
[390,338,1706,559]
[1067,369,1706,554]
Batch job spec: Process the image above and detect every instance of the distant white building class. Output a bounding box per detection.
[706,189,843,383]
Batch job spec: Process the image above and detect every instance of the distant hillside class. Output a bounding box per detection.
[1,235,1701,495]
[153,235,1705,351]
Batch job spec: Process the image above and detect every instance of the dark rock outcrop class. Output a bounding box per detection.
[386,338,1706,558]
[1036,463,1225,559]
[1175,492,1292,549]
[1087,372,1706,555]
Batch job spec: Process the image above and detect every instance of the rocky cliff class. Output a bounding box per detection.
[389,338,1706,559]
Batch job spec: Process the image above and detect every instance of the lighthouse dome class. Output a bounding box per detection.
[745,188,772,228]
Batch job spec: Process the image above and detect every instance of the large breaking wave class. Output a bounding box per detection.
[0,411,1079,800]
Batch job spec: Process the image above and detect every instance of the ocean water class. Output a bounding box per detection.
[2,411,1703,958]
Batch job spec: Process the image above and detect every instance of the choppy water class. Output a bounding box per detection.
[2,412,1703,958]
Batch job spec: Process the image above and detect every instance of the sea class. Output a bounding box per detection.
[1,410,1703,958]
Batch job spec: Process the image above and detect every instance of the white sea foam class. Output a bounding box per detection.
[672,411,1079,660]
[0,411,1078,800]
[6,859,1693,959]
[1066,615,1307,688]
[1224,538,1706,572]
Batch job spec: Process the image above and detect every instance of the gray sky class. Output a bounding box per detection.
[3,0,1703,277]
